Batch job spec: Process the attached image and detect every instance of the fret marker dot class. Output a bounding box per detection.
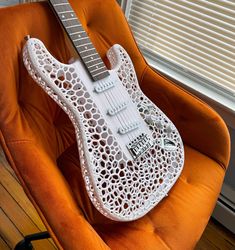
[85,46,87,49]
[71,14,74,17]
[91,57,93,59]
[62,15,65,18]
[96,66,99,68]
[78,35,81,37]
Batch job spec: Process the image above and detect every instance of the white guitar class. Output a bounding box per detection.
[23,0,184,221]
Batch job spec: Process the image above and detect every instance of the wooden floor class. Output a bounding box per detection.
[0,147,57,250]
[196,220,235,250]
[0,147,234,250]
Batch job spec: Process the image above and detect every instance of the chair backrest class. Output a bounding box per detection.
[0,0,146,161]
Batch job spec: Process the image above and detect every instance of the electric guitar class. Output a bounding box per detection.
[23,0,184,221]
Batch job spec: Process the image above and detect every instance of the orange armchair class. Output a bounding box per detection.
[0,0,230,249]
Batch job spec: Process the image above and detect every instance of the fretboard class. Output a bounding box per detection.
[49,0,110,81]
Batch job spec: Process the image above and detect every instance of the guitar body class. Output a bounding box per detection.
[23,38,184,221]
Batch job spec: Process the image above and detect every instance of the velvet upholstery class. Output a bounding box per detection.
[0,0,230,249]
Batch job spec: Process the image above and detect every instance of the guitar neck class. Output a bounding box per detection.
[49,0,110,81]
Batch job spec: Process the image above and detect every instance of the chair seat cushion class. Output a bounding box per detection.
[57,143,225,250]
[0,1,229,249]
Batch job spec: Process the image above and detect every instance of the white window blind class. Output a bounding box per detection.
[0,0,37,6]
[0,0,20,6]
[127,0,235,95]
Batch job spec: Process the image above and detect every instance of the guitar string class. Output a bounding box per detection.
[71,22,137,142]
[107,86,138,142]
[54,3,138,142]
[105,86,133,142]
[57,5,130,137]
[61,7,135,142]
[92,72,134,141]
[103,88,132,141]
[90,73,129,137]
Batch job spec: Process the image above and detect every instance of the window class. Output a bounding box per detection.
[0,0,37,6]
[122,0,235,99]
[0,0,20,6]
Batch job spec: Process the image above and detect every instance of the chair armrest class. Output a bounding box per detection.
[140,66,230,169]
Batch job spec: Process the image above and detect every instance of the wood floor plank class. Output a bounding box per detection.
[0,208,23,249]
[32,239,57,250]
[0,162,47,232]
[0,147,18,181]
[201,220,235,250]
[0,236,10,250]
[196,237,219,250]
[0,150,57,249]
[0,183,56,250]
[195,218,235,250]
[208,219,235,246]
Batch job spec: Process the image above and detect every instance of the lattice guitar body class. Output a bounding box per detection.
[23,38,184,221]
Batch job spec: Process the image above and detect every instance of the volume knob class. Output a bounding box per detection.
[145,114,154,125]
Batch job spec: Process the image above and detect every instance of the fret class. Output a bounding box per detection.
[76,44,94,52]
[86,57,101,65]
[55,9,73,16]
[49,0,110,81]
[93,71,110,81]
[90,66,106,74]
[83,53,98,59]
[73,42,93,48]
[57,12,75,20]
[53,2,72,10]
[81,50,98,60]
[72,38,90,48]
[87,65,105,73]
[83,54,100,64]
[53,2,69,6]
[93,70,109,78]
[73,38,91,47]
[80,51,98,60]
[80,48,96,54]
[74,37,89,42]
[72,33,87,40]
[70,30,86,36]
[61,17,77,22]
[88,62,105,72]
[69,29,87,37]
[60,13,76,20]
[66,24,82,29]
[58,10,73,14]
[91,66,108,76]
[69,31,84,36]
[88,61,103,69]
[69,31,86,38]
